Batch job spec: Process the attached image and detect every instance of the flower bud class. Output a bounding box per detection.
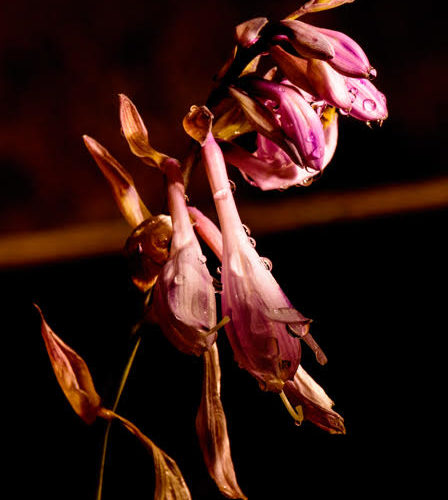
[316,26,376,79]
[235,17,268,48]
[307,59,353,111]
[280,19,335,60]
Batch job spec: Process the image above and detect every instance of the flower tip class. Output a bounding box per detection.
[368,67,377,79]
[183,105,213,145]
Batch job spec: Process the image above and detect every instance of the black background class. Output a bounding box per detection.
[1,1,446,499]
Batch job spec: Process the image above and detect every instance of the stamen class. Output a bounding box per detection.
[201,315,230,337]
[280,391,304,425]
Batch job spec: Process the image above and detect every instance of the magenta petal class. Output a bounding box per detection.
[316,26,376,79]
[221,139,316,191]
[247,78,326,171]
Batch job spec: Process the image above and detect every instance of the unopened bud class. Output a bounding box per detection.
[280,20,335,61]
[235,17,269,48]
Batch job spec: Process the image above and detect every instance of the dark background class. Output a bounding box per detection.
[1,1,446,499]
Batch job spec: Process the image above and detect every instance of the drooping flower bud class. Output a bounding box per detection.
[279,19,335,61]
[344,77,388,122]
[316,26,377,79]
[150,158,217,356]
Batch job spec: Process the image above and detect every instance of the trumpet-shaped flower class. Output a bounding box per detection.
[184,106,326,391]
[150,158,217,356]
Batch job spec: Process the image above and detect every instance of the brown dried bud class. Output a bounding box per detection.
[37,305,101,424]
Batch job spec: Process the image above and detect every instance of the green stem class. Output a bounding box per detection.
[95,326,144,500]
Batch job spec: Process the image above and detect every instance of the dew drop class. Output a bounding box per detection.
[229,179,236,193]
[248,236,256,248]
[242,224,251,236]
[362,99,376,112]
[260,257,273,271]
[216,266,222,275]
[198,254,207,264]
[174,274,185,285]
[184,194,190,203]
[213,188,229,200]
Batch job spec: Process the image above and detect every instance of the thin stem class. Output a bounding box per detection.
[95,295,150,500]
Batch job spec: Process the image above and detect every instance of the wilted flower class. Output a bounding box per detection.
[283,365,346,434]
[184,106,327,392]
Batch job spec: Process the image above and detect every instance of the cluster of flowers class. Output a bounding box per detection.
[39,1,387,499]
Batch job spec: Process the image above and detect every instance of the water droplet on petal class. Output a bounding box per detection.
[229,179,236,193]
[242,224,251,236]
[216,266,222,275]
[363,99,376,112]
[198,254,207,264]
[184,194,190,203]
[248,236,256,248]
[260,256,273,271]
[174,274,185,285]
[213,188,229,200]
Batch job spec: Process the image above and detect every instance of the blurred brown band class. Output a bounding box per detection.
[1,176,447,268]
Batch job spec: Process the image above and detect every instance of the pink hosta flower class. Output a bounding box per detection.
[221,105,338,191]
[150,158,217,356]
[241,77,326,171]
[283,365,346,434]
[184,106,327,391]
